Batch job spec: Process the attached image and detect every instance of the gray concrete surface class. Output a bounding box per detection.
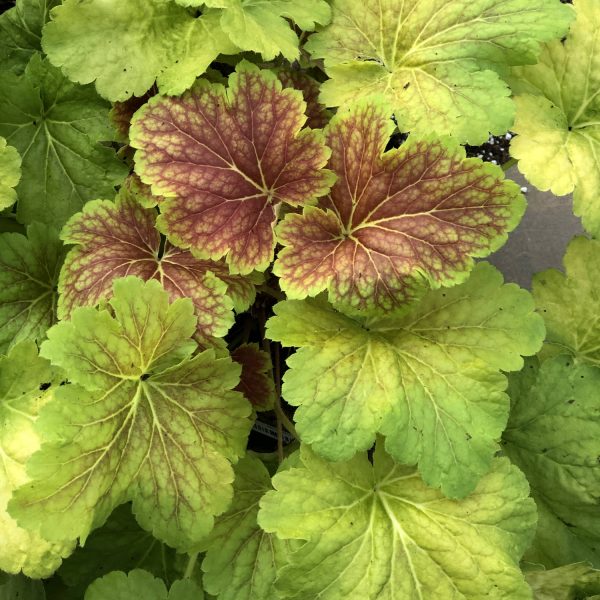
[486,166,584,288]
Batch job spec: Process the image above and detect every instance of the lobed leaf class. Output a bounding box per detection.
[258,445,537,599]
[41,0,239,102]
[525,564,600,599]
[84,569,203,600]
[59,179,258,347]
[275,100,525,315]
[9,277,252,552]
[0,0,58,74]
[267,262,544,497]
[0,342,75,578]
[131,61,334,275]
[231,344,276,411]
[305,0,572,144]
[0,137,21,211]
[0,223,65,354]
[509,0,600,236]
[202,454,296,600]
[0,54,127,228]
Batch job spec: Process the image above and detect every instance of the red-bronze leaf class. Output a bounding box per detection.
[231,343,276,411]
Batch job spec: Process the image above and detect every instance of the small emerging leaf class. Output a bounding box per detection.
[232,344,276,411]
[0,137,21,210]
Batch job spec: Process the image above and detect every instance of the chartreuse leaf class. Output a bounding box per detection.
[526,564,600,599]
[58,504,180,597]
[275,100,525,315]
[0,342,75,578]
[0,54,127,228]
[59,179,257,347]
[0,137,21,210]
[305,0,572,144]
[200,0,330,62]
[509,0,600,236]
[231,345,276,411]
[503,357,600,568]
[0,223,65,354]
[9,277,252,552]
[41,0,239,101]
[84,569,203,600]
[0,0,58,74]
[267,262,544,497]
[258,445,536,600]
[131,61,334,275]
[202,454,296,600]
[533,236,600,366]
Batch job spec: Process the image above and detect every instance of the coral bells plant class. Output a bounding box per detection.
[0,0,600,598]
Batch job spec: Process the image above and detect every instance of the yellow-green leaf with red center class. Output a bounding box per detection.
[130,61,335,275]
[59,179,259,347]
[274,99,526,315]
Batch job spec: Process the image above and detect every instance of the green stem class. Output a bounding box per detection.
[502,157,517,172]
[184,552,199,579]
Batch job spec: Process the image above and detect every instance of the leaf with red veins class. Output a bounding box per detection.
[58,185,256,346]
[231,343,276,411]
[276,68,330,129]
[109,91,154,143]
[274,99,525,315]
[130,60,335,275]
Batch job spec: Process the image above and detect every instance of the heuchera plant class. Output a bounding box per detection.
[0,0,600,598]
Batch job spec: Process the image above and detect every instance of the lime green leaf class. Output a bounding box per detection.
[0,54,127,228]
[0,223,65,354]
[258,445,536,599]
[509,0,600,236]
[275,100,525,315]
[533,236,600,366]
[58,181,256,347]
[201,0,330,62]
[267,262,544,497]
[9,277,252,551]
[0,0,58,74]
[84,569,203,600]
[42,0,239,102]
[0,342,75,578]
[131,62,334,275]
[202,454,295,600]
[58,504,180,598]
[0,137,21,210]
[305,0,572,144]
[526,564,600,599]
[503,355,600,568]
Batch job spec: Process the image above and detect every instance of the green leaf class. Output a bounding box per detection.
[58,180,257,347]
[258,445,536,599]
[202,0,331,61]
[58,503,180,598]
[202,454,295,600]
[267,262,544,497]
[131,61,334,275]
[0,54,127,228]
[84,569,203,600]
[0,222,65,354]
[0,574,45,600]
[275,99,525,315]
[0,136,21,211]
[0,0,58,74]
[533,236,600,366]
[0,342,75,578]
[9,277,252,552]
[305,0,572,144]
[503,356,600,568]
[509,0,600,236]
[526,564,600,599]
[41,0,239,101]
